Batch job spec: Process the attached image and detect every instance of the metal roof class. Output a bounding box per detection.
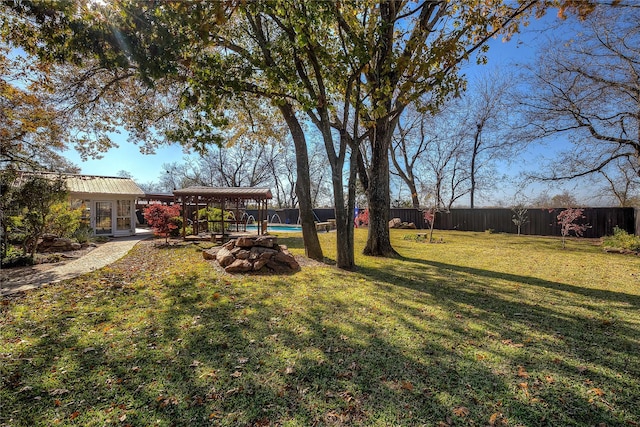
[13,171,145,197]
[65,175,145,196]
[173,186,273,200]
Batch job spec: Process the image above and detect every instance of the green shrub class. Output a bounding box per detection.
[603,227,640,251]
[1,246,34,267]
[73,224,93,244]
[169,216,183,237]
[46,201,83,238]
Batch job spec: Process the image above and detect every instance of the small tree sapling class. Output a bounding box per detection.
[557,208,589,248]
[143,204,181,243]
[511,205,528,236]
[423,208,437,243]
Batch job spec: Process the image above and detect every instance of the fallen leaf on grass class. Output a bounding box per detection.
[489,412,508,426]
[517,366,530,378]
[231,370,242,378]
[519,382,530,397]
[70,412,80,420]
[401,381,414,391]
[49,389,70,396]
[453,406,469,417]
[588,387,605,396]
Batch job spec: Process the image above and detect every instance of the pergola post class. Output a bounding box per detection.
[181,195,188,238]
[221,197,226,236]
[194,196,199,235]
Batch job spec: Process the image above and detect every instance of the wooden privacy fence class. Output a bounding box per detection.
[246,207,637,238]
[412,207,637,238]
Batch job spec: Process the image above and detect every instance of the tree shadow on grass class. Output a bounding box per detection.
[2,246,639,426]
[401,256,640,307]
[351,255,640,425]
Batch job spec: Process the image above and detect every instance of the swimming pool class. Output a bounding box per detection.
[245,224,303,233]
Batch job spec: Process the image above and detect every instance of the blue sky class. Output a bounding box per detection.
[63,136,188,185]
[62,10,584,205]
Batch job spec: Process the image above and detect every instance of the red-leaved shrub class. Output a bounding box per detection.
[144,204,181,243]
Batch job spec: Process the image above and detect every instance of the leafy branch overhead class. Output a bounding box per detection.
[1,0,606,265]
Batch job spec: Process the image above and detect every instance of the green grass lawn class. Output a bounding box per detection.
[1,230,639,426]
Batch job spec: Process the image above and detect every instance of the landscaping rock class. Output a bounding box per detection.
[39,236,83,252]
[254,236,276,248]
[225,258,253,273]
[253,258,269,271]
[235,237,255,248]
[235,249,251,260]
[202,247,222,260]
[389,218,402,228]
[207,236,300,274]
[216,247,235,267]
[274,251,300,271]
[389,218,416,229]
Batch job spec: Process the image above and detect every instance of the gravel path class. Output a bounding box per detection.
[1,230,152,296]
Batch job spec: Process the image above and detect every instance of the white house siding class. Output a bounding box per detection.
[14,172,146,237]
[64,175,145,237]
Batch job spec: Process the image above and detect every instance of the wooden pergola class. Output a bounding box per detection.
[172,186,272,238]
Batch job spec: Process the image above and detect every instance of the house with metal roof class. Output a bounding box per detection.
[64,174,145,237]
[14,172,145,237]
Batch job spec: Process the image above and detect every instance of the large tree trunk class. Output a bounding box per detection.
[409,181,420,209]
[278,103,323,261]
[332,177,354,269]
[363,120,398,257]
[329,137,356,270]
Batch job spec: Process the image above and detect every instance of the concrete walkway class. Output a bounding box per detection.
[1,229,153,296]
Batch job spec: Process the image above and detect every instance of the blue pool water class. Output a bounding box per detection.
[245,224,302,233]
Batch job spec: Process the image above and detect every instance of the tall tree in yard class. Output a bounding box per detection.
[466,71,514,208]
[518,6,640,186]
[390,107,432,209]
[329,1,593,257]
[0,1,326,261]
[0,48,78,172]
[2,0,600,264]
